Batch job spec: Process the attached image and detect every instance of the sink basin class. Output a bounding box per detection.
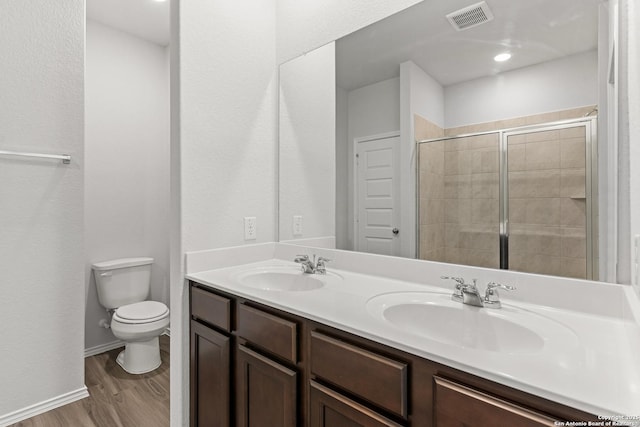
[234,266,340,292]
[366,292,578,354]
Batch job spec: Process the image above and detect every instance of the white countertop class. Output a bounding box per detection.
[186,250,640,421]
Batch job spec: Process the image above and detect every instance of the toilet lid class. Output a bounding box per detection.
[115,301,169,324]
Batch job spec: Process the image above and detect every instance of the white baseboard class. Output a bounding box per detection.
[84,340,124,358]
[0,387,89,427]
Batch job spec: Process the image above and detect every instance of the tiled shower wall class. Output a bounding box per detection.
[418,106,596,279]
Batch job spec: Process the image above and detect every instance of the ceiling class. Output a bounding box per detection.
[87,0,170,46]
[336,0,602,90]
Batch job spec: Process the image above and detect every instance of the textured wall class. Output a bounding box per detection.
[279,43,336,242]
[180,0,277,253]
[85,20,170,352]
[0,0,85,418]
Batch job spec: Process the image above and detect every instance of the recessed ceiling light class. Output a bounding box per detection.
[494,53,512,62]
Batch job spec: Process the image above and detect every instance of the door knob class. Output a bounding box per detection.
[392,228,399,235]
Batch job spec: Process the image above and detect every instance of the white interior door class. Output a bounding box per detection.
[355,134,401,256]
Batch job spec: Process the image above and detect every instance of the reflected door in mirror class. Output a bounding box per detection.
[356,134,401,256]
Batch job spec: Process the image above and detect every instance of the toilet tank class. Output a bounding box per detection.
[92,257,154,309]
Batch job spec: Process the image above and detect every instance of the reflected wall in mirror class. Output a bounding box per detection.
[279,0,624,282]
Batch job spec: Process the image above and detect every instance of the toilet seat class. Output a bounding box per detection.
[113,301,169,324]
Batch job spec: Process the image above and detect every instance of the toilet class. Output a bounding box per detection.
[92,257,170,374]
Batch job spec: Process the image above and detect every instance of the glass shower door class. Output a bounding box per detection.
[418,133,501,269]
[503,121,595,279]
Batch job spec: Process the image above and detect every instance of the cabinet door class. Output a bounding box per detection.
[309,381,403,427]
[236,345,297,427]
[434,377,558,427]
[190,320,230,427]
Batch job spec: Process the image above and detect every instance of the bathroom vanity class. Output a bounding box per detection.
[190,282,592,426]
[186,246,640,427]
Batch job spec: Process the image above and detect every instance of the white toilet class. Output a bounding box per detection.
[92,257,170,374]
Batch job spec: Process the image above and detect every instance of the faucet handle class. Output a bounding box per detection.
[486,282,516,292]
[294,254,309,262]
[442,276,466,301]
[441,276,465,285]
[484,282,515,308]
[315,256,331,274]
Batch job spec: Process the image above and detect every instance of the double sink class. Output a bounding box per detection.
[231,264,578,354]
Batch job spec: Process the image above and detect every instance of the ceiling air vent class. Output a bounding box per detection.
[446,1,494,31]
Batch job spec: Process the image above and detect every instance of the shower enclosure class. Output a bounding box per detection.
[417,117,597,280]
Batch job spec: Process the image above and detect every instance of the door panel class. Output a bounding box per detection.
[309,381,402,427]
[190,321,230,427]
[356,135,400,256]
[236,345,297,427]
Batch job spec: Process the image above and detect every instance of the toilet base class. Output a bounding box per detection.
[116,337,162,374]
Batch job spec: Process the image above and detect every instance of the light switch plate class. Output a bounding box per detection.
[244,217,257,240]
[293,215,303,236]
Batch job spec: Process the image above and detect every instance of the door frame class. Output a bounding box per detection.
[352,131,401,253]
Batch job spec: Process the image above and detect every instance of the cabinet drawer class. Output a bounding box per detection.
[310,331,408,418]
[434,377,558,426]
[191,285,231,332]
[236,304,297,363]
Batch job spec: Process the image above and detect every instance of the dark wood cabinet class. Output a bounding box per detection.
[190,320,231,427]
[309,381,402,427]
[433,376,559,427]
[189,281,597,427]
[236,345,298,427]
[310,331,408,419]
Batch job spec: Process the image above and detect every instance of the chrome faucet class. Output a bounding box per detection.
[483,282,516,309]
[441,276,515,308]
[294,254,331,274]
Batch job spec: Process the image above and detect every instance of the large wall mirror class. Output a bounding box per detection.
[279,0,624,283]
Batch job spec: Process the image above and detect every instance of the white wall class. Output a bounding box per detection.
[405,64,445,129]
[336,86,349,249]
[444,51,598,128]
[344,77,401,250]
[400,61,445,258]
[85,20,170,352]
[347,78,401,139]
[279,43,336,242]
[175,0,277,425]
[181,1,277,253]
[627,0,640,291]
[0,0,86,423]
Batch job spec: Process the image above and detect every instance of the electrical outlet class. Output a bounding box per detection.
[293,215,303,236]
[244,217,257,240]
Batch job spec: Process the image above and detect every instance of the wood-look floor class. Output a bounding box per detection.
[11,335,170,427]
